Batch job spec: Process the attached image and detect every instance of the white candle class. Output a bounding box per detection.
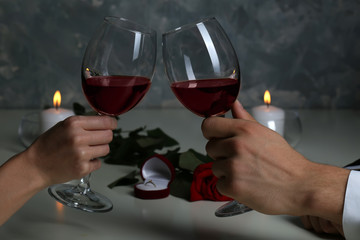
[40,108,74,133]
[40,90,74,133]
[251,90,285,136]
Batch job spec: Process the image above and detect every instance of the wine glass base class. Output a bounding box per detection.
[48,183,113,213]
[215,200,252,217]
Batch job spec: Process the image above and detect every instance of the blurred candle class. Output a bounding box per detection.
[40,90,74,133]
[251,90,285,136]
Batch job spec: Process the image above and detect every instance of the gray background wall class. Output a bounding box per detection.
[0,0,359,110]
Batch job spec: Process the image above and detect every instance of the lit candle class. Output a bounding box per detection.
[251,90,285,136]
[40,90,74,133]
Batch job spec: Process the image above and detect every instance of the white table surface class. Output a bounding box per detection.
[0,108,359,240]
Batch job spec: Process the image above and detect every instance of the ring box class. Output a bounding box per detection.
[134,154,175,199]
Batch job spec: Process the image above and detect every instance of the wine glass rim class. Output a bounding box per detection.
[162,16,217,36]
[104,16,155,35]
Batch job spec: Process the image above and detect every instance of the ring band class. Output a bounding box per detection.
[145,180,156,187]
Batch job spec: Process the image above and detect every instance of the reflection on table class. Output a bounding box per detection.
[0,108,359,240]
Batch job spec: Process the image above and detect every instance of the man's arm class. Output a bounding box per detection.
[202,101,350,225]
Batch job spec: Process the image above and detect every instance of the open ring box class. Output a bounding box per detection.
[134,154,175,199]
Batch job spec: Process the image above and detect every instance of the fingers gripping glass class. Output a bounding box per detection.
[48,17,156,212]
[162,17,250,216]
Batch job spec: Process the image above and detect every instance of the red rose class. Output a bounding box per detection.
[190,162,233,202]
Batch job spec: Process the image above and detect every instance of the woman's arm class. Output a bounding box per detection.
[0,115,117,225]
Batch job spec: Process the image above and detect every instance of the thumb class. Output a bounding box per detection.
[231,100,256,121]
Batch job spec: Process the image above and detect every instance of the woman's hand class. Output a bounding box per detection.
[0,115,117,225]
[25,115,117,187]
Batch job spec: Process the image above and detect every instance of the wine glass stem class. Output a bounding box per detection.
[79,173,91,194]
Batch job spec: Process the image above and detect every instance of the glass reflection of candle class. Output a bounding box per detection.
[56,201,64,222]
[252,90,285,136]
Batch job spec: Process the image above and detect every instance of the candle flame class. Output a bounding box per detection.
[264,90,271,106]
[53,90,61,109]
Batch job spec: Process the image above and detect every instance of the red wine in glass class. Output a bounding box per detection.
[82,75,151,116]
[163,17,252,217]
[170,78,240,117]
[48,17,156,213]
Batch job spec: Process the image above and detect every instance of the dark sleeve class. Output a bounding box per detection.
[344,159,360,170]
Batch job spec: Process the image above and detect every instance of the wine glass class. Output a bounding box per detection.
[284,110,302,148]
[162,17,251,217]
[48,17,156,212]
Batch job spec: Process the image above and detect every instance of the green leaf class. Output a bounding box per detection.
[179,149,212,172]
[73,102,86,115]
[106,137,137,165]
[163,147,181,168]
[170,170,193,200]
[129,126,146,137]
[106,126,168,166]
[72,102,116,118]
[146,128,179,147]
[108,170,139,188]
[112,128,122,136]
[188,149,212,164]
[136,136,163,148]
